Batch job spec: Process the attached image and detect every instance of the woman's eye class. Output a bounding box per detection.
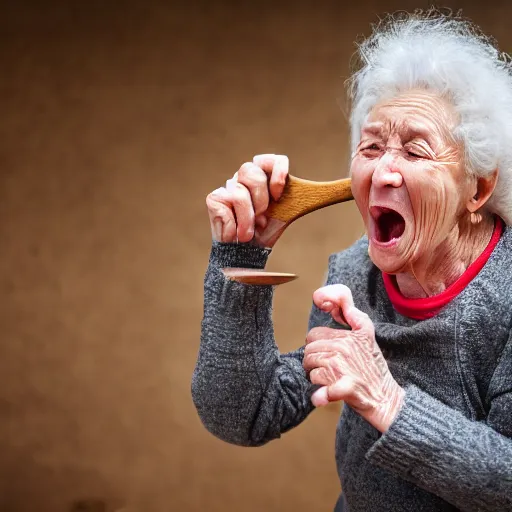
[407,150,423,158]
[360,143,381,156]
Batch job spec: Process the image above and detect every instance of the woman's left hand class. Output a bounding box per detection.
[303,284,405,433]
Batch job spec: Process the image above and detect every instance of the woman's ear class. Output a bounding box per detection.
[466,170,498,213]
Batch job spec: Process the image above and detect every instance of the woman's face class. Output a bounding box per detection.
[350,89,473,274]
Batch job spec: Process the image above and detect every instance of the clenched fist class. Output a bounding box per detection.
[206,154,289,247]
[304,284,405,433]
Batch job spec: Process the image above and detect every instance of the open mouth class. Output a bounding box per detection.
[370,206,406,244]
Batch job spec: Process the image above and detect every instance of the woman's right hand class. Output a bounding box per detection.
[206,154,289,248]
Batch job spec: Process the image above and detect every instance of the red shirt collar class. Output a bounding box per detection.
[382,217,504,320]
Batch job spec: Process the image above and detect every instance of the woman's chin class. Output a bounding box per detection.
[368,237,408,274]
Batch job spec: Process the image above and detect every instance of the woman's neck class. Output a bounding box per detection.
[395,213,495,298]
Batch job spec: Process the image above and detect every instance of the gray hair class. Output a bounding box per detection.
[348,10,512,224]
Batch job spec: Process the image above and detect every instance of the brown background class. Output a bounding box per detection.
[0,1,507,511]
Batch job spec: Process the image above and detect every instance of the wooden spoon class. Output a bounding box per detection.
[223,175,354,285]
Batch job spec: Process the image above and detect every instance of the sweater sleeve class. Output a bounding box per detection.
[191,241,316,446]
[365,333,512,512]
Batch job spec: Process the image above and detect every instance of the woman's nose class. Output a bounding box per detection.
[371,153,403,188]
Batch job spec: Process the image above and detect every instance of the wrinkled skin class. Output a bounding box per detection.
[351,89,497,297]
[304,284,404,433]
[205,89,498,432]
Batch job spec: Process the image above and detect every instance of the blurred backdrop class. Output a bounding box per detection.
[0,0,508,510]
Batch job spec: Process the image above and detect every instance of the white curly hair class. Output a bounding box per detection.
[348,10,512,224]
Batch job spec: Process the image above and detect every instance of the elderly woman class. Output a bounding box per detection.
[192,12,512,512]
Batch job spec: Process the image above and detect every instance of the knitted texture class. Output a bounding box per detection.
[192,229,512,511]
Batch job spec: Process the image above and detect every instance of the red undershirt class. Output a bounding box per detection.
[382,216,504,320]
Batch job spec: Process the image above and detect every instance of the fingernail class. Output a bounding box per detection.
[255,215,267,229]
[322,301,333,310]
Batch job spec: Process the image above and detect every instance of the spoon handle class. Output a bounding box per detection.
[266,175,353,224]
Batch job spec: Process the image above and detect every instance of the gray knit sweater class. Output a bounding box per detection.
[192,228,512,511]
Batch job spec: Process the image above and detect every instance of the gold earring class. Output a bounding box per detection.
[470,211,482,225]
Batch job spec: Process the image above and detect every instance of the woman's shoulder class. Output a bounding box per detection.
[326,235,374,286]
[500,222,512,251]
[482,222,512,291]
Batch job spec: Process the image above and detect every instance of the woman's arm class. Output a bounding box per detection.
[191,242,315,446]
[366,338,512,512]
[304,284,512,510]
